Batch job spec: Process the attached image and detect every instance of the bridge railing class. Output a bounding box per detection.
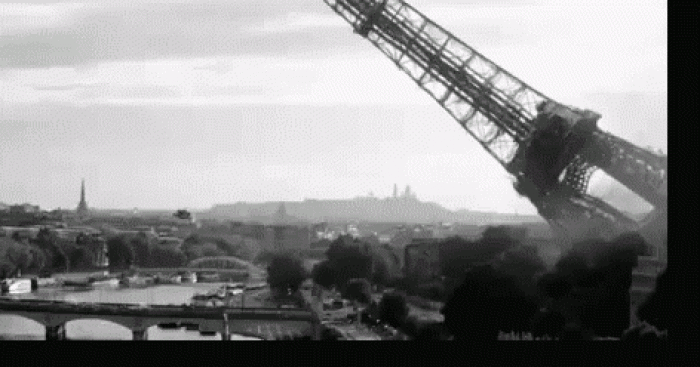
[132,267,249,275]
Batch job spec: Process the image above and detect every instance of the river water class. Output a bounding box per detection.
[0,277,262,340]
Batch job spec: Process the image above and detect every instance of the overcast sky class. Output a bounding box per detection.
[0,0,666,214]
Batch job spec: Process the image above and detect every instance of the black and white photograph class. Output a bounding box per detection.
[1,0,667,342]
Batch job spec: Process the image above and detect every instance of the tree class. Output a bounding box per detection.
[183,234,201,247]
[311,260,336,290]
[266,253,308,294]
[379,291,409,329]
[480,225,523,250]
[199,243,227,257]
[237,238,260,261]
[0,261,16,279]
[439,235,513,280]
[554,250,590,280]
[493,245,547,295]
[254,250,277,265]
[370,257,389,287]
[343,278,372,305]
[106,236,134,269]
[26,244,47,273]
[130,234,152,267]
[414,322,447,340]
[415,282,446,302]
[32,229,68,272]
[324,237,372,288]
[6,244,32,275]
[531,308,567,339]
[150,247,187,268]
[50,247,69,272]
[441,264,539,341]
[183,243,204,261]
[67,245,94,270]
[636,267,669,332]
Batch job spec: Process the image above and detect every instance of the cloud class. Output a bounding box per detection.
[0,0,666,112]
[6,0,659,69]
[242,12,348,35]
[0,53,437,106]
[0,3,91,35]
[0,0,354,68]
[30,82,106,91]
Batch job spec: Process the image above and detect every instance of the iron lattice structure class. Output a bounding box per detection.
[323,0,667,241]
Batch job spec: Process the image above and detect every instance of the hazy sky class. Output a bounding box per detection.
[0,0,667,214]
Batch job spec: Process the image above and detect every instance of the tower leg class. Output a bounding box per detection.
[45,324,67,341]
[132,329,148,341]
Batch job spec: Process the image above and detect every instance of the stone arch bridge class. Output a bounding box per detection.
[0,299,320,340]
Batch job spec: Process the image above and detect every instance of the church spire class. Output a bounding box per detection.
[77,179,89,217]
[81,179,86,203]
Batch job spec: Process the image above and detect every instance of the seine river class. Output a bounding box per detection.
[0,275,262,340]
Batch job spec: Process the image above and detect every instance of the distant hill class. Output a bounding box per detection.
[201,197,544,225]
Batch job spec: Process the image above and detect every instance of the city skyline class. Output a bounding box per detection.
[0,0,666,214]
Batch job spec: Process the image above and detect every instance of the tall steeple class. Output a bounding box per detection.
[77,179,89,218]
[80,179,86,203]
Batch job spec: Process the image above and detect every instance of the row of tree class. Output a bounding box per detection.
[104,231,262,269]
[303,226,666,340]
[182,233,260,262]
[233,223,667,340]
[441,232,665,340]
[311,235,393,294]
[1,227,265,277]
[0,228,91,277]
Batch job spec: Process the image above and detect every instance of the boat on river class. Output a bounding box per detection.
[221,283,245,296]
[62,278,93,288]
[37,277,58,287]
[180,271,197,284]
[154,274,182,284]
[88,274,120,288]
[157,322,181,330]
[190,292,226,307]
[90,278,120,287]
[122,275,155,288]
[1,278,33,295]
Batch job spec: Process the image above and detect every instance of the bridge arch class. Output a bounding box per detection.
[62,318,134,340]
[188,256,252,270]
[0,310,151,330]
[0,314,47,338]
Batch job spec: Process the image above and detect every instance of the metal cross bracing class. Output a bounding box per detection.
[326,0,544,166]
[323,0,667,242]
